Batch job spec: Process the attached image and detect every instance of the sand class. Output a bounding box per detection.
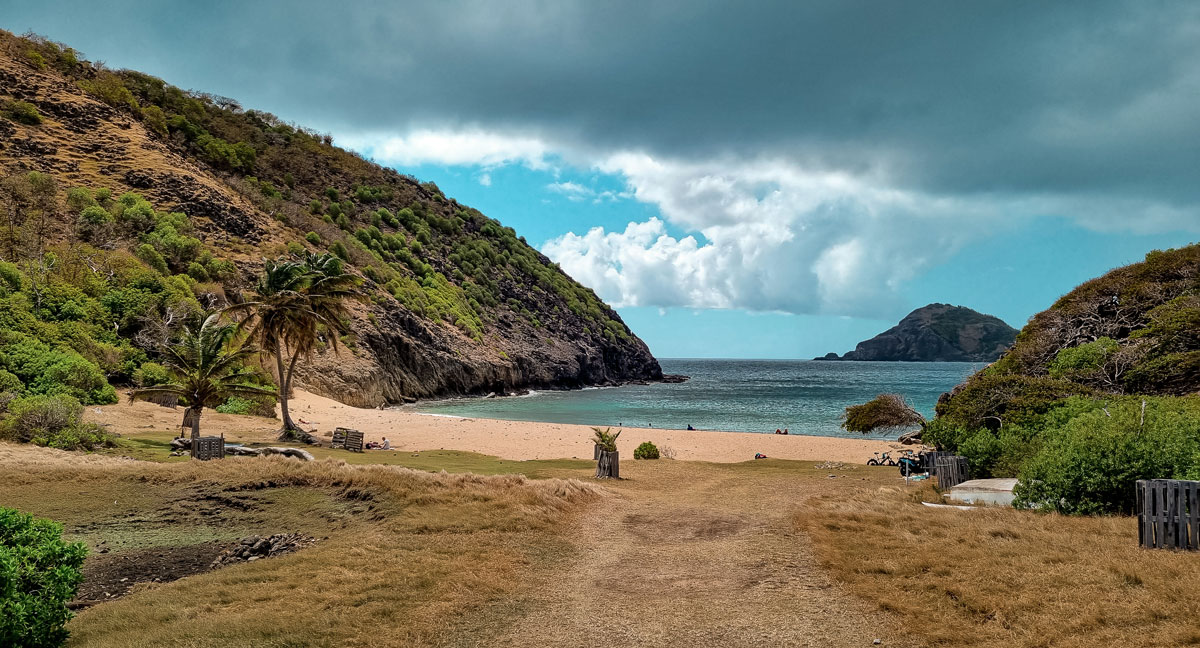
[89,389,910,464]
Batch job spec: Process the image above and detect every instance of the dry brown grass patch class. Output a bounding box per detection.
[798,489,1200,647]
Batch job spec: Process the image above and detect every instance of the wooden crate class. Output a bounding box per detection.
[1136,479,1199,550]
[934,456,969,489]
[192,436,225,461]
[343,428,365,452]
[331,427,349,449]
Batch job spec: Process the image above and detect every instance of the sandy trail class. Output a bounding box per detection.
[489,461,920,648]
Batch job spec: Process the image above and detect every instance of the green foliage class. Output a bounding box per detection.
[305,231,322,245]
[1048,337,1118,379]
[329,240,349,262]
[1014,397,1200,514]
[141,104,167,136]
[132,361,169,387]
[842,393,925,433]
[0,507,87,648]
[195,134,255,173]
[214,395,272,416]
[0,334,117,404]
[591,427,620,452]
[5,100,43,125]
[79,74,141,112]
[0,394,115,450]
[23,48,47,69]
[633,441,660,460]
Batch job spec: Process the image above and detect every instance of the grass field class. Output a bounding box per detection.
[798,485,1200,648]
[5,431,1200,647]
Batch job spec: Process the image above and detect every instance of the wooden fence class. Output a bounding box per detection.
[921,451,954,474]
[934,456,969,489]
[1136,479,1199,550]
[192,436,225,461]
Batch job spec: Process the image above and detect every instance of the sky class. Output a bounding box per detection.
[4,1,1198,358]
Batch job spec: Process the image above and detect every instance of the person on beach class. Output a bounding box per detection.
[782,428,789,435]
[775,428,782,434]
[687,424,695,431]
[381,437,391,450]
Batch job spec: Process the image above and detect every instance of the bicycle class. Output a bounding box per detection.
[866,451,896,467]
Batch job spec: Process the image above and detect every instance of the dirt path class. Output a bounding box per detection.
[491,461,920,648]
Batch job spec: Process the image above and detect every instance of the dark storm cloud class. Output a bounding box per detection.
[7,0,1199,205]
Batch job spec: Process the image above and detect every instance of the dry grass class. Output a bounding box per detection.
[797,486,1200,647]
[0,442,600,647]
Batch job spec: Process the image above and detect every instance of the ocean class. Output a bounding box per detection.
[407,359,981,440]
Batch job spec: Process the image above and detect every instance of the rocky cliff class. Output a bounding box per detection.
[0,31,661,407]
[819,304,1017,362]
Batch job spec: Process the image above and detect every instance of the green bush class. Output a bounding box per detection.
[0,507,87,648]
[133,362,169,387]
[141,104,167,136]
[634,441,660,460]
[305,231,322,245]
[0,394,115,450]
[6,100,43,125]
[1014,397,1200,514]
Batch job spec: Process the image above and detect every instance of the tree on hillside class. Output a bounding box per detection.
[225,252,361,440]
[129,315,273,439]
[842,393,928,444]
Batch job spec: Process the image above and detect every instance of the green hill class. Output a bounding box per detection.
[0,30,662,409]
[929,243,1200,513]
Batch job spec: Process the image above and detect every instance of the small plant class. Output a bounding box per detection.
[591,426,620,452]
[6,100,43,125]
[0,508,87,648]
[634,441,660,460]
[0,394,116,451]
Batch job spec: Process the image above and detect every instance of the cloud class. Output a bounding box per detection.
[338,129,553,170]
[478,173,492,187]
[15,0,1200,317]
[546,181,631,203]
[544,154,995,316]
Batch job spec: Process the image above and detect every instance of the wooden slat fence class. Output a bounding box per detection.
[192,436,225,461]
[934,455,969,489]
[921,451,953,474]
[1136,479,1199,550]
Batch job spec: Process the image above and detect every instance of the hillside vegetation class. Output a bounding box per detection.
[929,244,1200,512]
[0,30,661,409]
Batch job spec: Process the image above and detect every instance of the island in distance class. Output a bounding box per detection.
[817,303,1018,362]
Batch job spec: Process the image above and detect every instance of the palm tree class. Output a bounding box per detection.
[225,252,361,439]
[130,315,275,439]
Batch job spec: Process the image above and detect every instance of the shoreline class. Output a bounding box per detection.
[90,389,914,465]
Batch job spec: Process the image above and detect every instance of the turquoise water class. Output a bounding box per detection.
[408,359,980,439]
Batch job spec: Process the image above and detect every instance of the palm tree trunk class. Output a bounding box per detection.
[275,348,300,435]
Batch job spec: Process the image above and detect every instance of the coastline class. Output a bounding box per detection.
[90,389,910,465]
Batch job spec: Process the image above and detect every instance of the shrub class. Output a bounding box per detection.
[0,508,87,648]
[0,394,77,444]
[0,368,22,395]
[305,231,321,245]
[634,441,660,460]
[133,362,169,387]
[141,104,168,136]
[1014,397,1200,514]
[6,100,43,125]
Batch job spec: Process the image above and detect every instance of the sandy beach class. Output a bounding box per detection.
[89,389,909,464]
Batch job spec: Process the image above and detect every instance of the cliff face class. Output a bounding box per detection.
[0,31,661,407]
[821,304,1017,362]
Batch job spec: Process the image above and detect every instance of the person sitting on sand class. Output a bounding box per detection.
[686,424,695,431]
[381,437,391,450]
[782,428,789,435]
[775,428,782,434]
